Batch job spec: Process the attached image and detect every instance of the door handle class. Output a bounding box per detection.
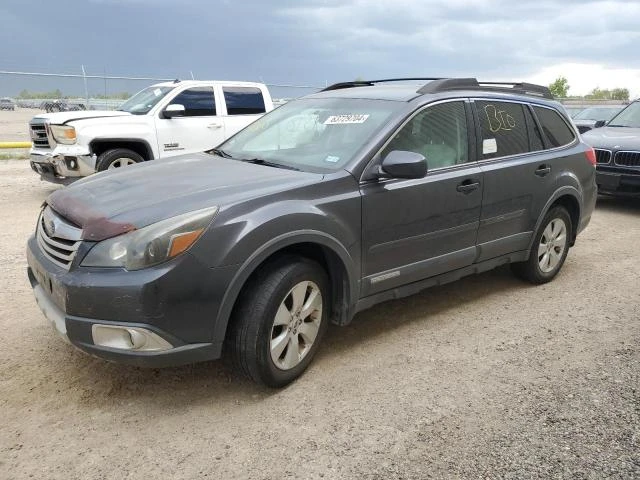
[207,123,222,129]
[535,165,551,177]
[456,180,481,193]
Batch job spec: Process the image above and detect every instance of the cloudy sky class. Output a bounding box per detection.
[1,0,640,97]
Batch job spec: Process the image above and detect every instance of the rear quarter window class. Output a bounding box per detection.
[475,100,529,159]
[532,106,576,148]
[223,87,266,115]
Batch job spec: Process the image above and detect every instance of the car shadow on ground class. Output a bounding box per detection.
[595,194,640,214]
[42,264,533,407]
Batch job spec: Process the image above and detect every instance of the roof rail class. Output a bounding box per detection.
[418,78,553,99]
[321,77,444,92]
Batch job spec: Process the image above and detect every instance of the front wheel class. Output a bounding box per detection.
[512,206,572,284]
[228,257,330,387]
[96,148,144,171]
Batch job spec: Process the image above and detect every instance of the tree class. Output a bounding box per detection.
[611,88,629,101]
[548,76,569,98]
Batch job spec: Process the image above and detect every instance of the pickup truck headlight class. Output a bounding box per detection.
[81,206,218,270]
[50,125,77,145]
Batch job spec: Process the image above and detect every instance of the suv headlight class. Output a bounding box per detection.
[81,206,218,270]
[50,125,77,145]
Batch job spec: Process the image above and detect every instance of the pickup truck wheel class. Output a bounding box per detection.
[96,149,144,171]
[228,257,329,388]
[511,206,572,284]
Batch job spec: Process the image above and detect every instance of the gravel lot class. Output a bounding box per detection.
[0,109,40,142]
[0,160,638,479]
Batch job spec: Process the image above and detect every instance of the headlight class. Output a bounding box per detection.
[50,125,77,144]
[81,206,218,270]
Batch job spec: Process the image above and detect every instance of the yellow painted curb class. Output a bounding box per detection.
[0,142,32,149]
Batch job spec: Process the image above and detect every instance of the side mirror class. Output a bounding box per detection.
[164,104,186,118]
[594,120,606,128]
[380,150,427,179]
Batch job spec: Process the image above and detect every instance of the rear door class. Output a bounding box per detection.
[154,86,224,157]
[473,99,557,261]
[360,100,483,297]
[218,85,268,139]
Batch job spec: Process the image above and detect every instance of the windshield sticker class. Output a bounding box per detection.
[153,88,162,97]
[324,155,340,163]
[324,114,370,125]
[483,138,498,155]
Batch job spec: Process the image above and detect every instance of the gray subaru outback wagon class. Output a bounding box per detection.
[27,78,597,387]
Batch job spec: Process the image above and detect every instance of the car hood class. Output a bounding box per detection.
[32,110,131,125]
[582,126,640,150]
[47,153,322,241]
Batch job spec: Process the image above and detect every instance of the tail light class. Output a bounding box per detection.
[585,147,597,166]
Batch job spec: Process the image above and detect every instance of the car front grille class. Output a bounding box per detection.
[594,149,612,164]
[614,151,640,167]
[30,120,51,149]
[36,206,82,270]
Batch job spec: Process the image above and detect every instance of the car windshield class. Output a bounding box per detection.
[118,86,174,115]
[607,102,640,128]
[573,107,621,121]
[213,97,402,172]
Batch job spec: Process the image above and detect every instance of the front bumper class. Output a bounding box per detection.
[30,148,96,183]
[596,170,640,196]
[26,234,236,367]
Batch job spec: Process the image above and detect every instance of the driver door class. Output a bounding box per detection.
[360,100,483,297]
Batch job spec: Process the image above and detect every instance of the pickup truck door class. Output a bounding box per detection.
[154,86,225,158]
[215,84,269,139]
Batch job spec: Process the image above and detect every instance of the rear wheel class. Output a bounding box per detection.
[96,148,144,171]
[228,257,329,387]
[512,206,572,284]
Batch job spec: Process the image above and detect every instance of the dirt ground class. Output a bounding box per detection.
[0,160,638,479]
[0,109,40,142]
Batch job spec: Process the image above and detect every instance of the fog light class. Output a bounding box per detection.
[91,324,173,351]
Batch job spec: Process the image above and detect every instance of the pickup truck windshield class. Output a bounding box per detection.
[118,86,174,115]
[608,102,640,128]
[215,97,402,172]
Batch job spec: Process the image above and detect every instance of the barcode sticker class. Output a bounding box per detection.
[324,114,370,125]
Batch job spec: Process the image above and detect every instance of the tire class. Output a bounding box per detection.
[228,257,330,388]
[96,148,144,171]
[511,206,572,284]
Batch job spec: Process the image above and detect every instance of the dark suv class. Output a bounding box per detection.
[26,78,597,387]
[582,100,640,196]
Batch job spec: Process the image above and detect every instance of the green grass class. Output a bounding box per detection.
[0,151,29,160]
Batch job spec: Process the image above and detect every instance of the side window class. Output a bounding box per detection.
[533,106,576,148]
[382,101,469,169]
[475,101,528,159]
[524,106,544,151]
[169,87,216,116]
[223,87,266,115]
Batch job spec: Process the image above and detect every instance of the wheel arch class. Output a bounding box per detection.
[214,231,359,346]
[90,139,154,161]
[529,186,582,252]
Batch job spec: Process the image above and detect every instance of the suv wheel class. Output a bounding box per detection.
[96,148,144,171]
[228,257,329,387]
[512,206,572,284]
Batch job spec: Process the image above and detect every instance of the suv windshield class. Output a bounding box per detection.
[118,86,174,115]
[214,97,402,172]
[573,107,621,121]
[608,102,640,128]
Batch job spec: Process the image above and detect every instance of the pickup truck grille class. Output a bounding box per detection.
[30,120,51,149]
[36,206,82,270]
[614,151,640,167]
[594,149,611,164]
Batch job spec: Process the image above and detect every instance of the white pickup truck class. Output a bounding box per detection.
[29,80,274,183]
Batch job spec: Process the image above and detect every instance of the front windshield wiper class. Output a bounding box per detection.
[607,124,633,128]
[238,158,300,171]
[209,148,234,158]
